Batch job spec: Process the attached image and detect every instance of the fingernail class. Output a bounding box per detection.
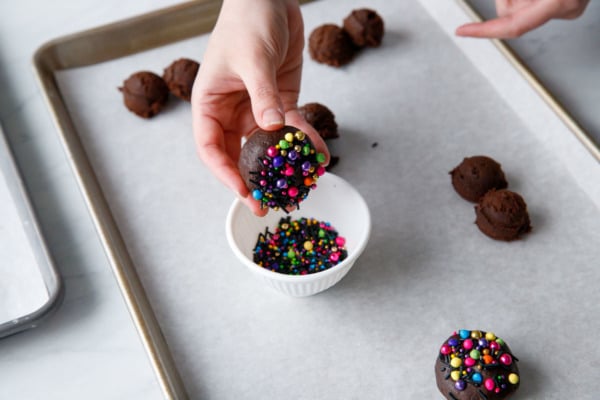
[262,108,284,128]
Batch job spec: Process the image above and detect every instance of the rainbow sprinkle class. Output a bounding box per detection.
[253,217,348,275]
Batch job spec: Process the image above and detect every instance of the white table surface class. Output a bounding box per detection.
[0,1,598,399]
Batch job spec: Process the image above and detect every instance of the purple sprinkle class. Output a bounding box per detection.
[455,380,466,391]
[273,156,285,168]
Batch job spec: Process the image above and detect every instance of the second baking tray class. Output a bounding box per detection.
[33,0,600,399]
[0,122,63,339]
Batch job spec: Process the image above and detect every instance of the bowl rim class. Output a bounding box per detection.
[225,172,371,283]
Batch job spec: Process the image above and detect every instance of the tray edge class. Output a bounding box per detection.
[30,1,227,398]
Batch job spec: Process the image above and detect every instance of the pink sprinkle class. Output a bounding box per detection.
[284,166,294,176]
[267,146,278,157]
[463,339,473,350]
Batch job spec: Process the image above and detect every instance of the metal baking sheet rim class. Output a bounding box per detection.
[0,125,65,339]
[31,0,600,399]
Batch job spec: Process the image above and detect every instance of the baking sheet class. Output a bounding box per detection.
[0,123,63,337]
[49,0,600,398]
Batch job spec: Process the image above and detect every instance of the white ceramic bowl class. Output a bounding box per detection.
[226,172,371,297]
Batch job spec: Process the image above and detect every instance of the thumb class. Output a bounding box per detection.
[243,63,286,131]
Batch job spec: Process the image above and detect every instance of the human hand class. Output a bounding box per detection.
[191,0,329,216]
[456,0,590,38]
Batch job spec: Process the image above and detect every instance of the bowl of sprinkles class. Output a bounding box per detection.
[226,172,371,297]
[253,216,348,275]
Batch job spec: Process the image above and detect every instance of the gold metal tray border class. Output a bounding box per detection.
[31,1,599,399]
[32,1,225,398]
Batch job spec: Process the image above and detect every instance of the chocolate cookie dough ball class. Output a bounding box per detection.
[298,102,338,140]
[120,71,169,118]
[238,126,327,211]
[343,8,385,47]
[450,156,508,202]
[308,24,357,67]
[436,330,520,400]
[163,58,200,102]
[475,189,532,241]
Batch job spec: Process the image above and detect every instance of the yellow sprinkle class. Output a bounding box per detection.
[450,358,462,368]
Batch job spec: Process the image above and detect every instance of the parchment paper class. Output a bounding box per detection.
[54,0,600,398]
[0,137,49,325]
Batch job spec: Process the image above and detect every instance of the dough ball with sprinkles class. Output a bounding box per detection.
[435,330,520,400]
[238,126,326,211]
[253,216,347,275]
